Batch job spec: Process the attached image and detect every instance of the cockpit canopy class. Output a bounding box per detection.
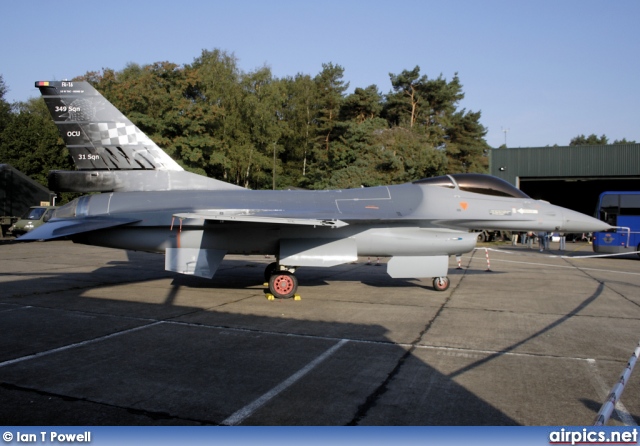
[414,174,530,199]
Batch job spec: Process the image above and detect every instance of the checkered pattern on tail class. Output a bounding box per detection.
[86,122,156,146]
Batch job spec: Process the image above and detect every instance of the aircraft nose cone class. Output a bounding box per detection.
[560,208,610,233]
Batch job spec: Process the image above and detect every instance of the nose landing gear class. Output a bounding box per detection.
[432,276,450,291]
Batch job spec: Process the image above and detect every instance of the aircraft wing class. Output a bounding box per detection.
[17,217,141,241]
[173,211,349,228]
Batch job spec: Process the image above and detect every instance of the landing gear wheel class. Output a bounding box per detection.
[432,276,450,292]
[269,272,298,299]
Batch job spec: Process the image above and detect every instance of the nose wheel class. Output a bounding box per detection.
[432,276,450,291]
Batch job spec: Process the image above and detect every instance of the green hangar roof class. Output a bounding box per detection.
[488,144,640,215]
[490,144,640,185]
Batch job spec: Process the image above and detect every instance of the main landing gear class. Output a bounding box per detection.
[264,262,299,299]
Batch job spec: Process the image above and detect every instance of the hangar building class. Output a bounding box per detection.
[490,144,640,216]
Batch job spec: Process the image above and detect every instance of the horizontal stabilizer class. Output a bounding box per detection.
[17,217,140,241]
[174,211,348,228]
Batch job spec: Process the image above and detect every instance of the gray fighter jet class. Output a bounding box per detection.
[19,81,610,298]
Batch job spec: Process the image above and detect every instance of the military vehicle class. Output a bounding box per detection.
[0,164,54,237]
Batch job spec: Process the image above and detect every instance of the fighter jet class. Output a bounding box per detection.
[19,81,610,298]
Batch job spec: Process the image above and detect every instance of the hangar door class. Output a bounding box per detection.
[519,177,640,217]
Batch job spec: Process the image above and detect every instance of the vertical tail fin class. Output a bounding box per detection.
[36,81,183,171]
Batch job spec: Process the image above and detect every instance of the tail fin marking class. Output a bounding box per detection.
[36,81,183,171]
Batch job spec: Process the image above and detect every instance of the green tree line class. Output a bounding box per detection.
[0,50,491,192]
[2,50,637,194]
[569,134,636,146]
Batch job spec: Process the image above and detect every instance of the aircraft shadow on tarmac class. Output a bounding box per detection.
[0,248,522,425]
[1,245,631,425]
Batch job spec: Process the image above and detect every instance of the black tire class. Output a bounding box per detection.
[264,262,278,282]
[476,232,486,243]
[432,276,450,292]
[268,272,298,299]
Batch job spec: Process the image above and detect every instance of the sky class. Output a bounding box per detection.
[1,0,638,149]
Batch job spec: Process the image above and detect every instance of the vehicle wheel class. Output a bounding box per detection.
[432,276,450,292]
[637,244,640,259]
[269,272,298,299]
[476,232,486,243]
[264,262,278,282]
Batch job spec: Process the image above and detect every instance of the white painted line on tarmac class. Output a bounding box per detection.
[559,251,640,259]
[222,339,349,426]
[0,321,163,368]
[466,255,640,276]
[423,344,594,362]
[0,305,31,313]
[586,359,637,426]
[427,344,638,426]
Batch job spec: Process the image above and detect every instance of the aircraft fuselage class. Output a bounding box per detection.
[59,180,601,260]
